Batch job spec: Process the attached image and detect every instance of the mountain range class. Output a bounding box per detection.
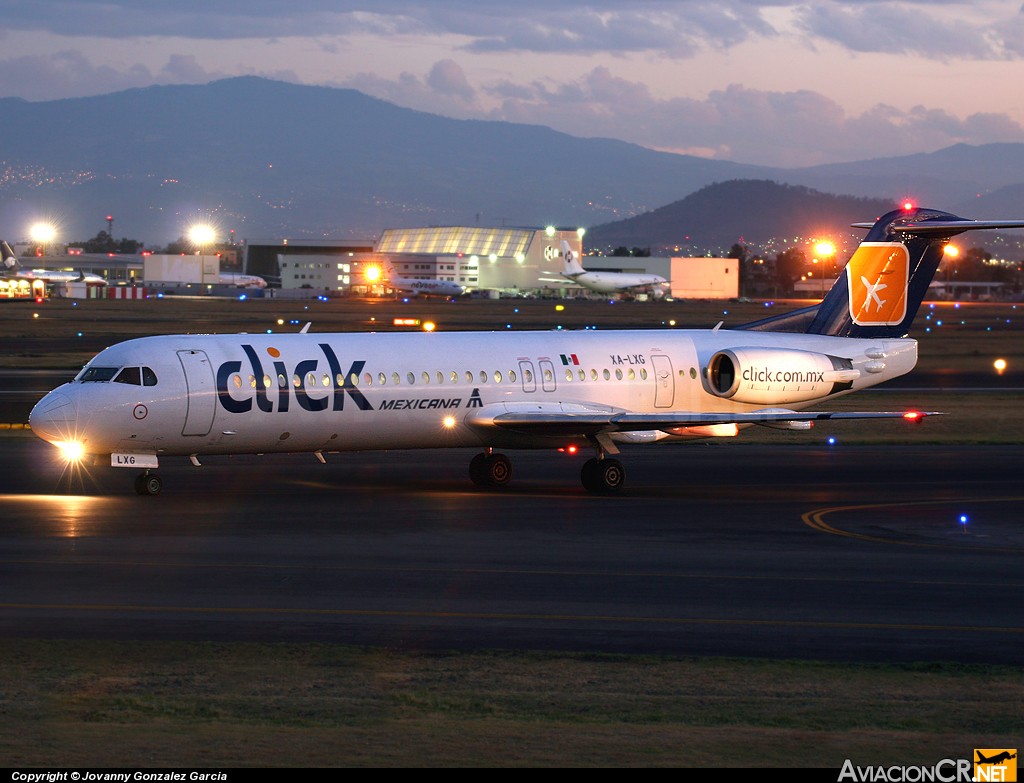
[2,76,1023,249]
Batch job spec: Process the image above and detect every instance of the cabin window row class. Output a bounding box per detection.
[228,365,657,390]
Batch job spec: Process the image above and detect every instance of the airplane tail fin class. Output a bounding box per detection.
[560,241,586,277]
[742,207,1024,338]
[2,241,19,272]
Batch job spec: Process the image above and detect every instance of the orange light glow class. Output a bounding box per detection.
[364,266,382,283]
[994,358,1007,375]
[422,321,436,332]
[902,411,923,423]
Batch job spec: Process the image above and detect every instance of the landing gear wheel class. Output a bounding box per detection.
[581,458,625,494]
[134,472,162,496]
[469,453,487,486]
[469,452,512,487]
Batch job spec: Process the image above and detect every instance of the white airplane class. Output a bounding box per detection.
[373,258,467,298]
[2,241,107,286]
[29,207,1024,496]
[560,241,668,298]
[218,271,268,289]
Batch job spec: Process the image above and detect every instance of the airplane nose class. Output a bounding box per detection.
[29,391,77,443]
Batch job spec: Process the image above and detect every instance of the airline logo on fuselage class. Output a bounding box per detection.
[216,343,372,414]
[214,344,486,415]
[847,242,909,326]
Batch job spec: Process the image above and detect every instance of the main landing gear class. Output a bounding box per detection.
[134,471,162,496]
[469,450,512,487]
[468,450,626,494]
[580,457,625,494]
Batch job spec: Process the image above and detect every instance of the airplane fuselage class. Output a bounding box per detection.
[30,328,917,460]
[564,271,668,296]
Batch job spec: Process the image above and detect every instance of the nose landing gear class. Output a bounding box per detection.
[134,471,162,496]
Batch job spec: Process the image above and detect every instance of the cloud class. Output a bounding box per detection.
[426,60,476,100]
[6,1,1019,61]
[793,1,1018,59]
[479,67,1024,166]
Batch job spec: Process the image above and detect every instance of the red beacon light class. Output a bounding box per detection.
[903,410,924,423]
[902,200,915,211]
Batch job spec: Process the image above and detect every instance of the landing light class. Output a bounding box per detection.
[56,440,86,462]
[442,416,456,429]
[994,358,1007,375]
[422,321,436,332]
[903,410,923,423]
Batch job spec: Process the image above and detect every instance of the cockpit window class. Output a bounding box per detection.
[114,367,142,385]
[77,366,120,382]
[142,367,158,386]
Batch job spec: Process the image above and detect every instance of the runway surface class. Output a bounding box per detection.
[2,436,1021,665]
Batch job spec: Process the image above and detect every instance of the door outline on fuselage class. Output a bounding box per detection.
[177,349,216,436]
[518,360,537,393]
[651,354,674,408]
[539,359,557,392]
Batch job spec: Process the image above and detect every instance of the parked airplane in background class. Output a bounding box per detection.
[218,271,267,289]
[2,241,107,286]
[29,207,1024,495]
[372,258,467,298]
[560,241,668,298]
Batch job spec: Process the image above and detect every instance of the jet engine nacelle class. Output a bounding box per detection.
[706,347,858,405]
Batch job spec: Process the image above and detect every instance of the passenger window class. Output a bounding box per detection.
[603,369,610,380]
[641,369,649,380]
[464,371,473,383]
[590,369,598,381]
[393,372,401,385]
[378,372,386,386]
[114,367,142,385]
[494,370,502,383]
[615,369,623,380]
[422,371,430,385]
[407,372,415,385]
[436,371,443,384]
[232,374,242,389]
[293,374,301,388]
[142,367,158,386]
[479,371,487,383]
[509,370,517,383]
[363,373,373,385]
[564,369,573,381]
[450,371,458,383]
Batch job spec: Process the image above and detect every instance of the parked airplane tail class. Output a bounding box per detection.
[560,241,586,277]
[742,207,1024,338]
[2,241,19,271]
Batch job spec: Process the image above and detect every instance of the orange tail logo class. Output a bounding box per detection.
[846,242,909,326]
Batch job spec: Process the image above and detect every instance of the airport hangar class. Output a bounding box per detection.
[243,226,738,299]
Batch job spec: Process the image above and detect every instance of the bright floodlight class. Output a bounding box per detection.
[189,224,216,247]
[364,266,381,283]
[814,241,835,257]
[30,222,57,243]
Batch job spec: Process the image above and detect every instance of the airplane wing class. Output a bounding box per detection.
[467,403,935,435]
